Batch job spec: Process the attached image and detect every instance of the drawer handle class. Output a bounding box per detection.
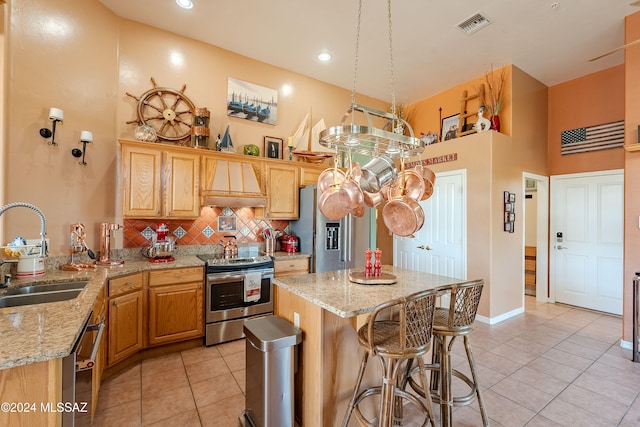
[125,281,132,286]
[112,300,118,307]
[174,274,182,278]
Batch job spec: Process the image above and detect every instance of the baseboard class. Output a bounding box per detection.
[621,339,632,350]
[476,306,525,325]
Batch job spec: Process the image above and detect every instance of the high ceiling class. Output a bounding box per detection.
[98,0,638,104]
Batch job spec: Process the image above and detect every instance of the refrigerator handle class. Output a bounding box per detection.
[346,214,352,263]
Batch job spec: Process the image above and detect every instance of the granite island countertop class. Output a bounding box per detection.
[273,265,477,318]
[0,256,205,370]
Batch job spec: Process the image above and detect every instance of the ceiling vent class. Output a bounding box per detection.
[456,13,491,35]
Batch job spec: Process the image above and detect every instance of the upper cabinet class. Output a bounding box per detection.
[121,140,200,219]
[256,163,300,219]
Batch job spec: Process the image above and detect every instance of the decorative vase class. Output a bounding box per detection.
[490,115,501,132]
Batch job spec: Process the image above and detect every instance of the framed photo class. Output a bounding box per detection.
[509,213,515,222]
[264,136,283,159]
[504,191,510,203]
[441,114,460,142]
[504,222,512,232]
[505,203,513,212]
[227,77,278,125]
[217,216,237,232]
[509,193,516,203]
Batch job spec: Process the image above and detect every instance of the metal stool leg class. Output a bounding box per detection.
[463,335,489,426]
[342,351,370,427]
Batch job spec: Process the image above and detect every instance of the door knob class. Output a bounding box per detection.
[417,245,433,251]
[557,245,567,250]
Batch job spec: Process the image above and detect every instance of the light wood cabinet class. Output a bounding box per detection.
[274,257,310,277]
[121,140,200,219]
[107,273,144,366]
[147,267,204,346]
[257,163,300,219]
[300,164,325,187]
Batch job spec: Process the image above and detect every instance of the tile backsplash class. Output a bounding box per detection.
[123,207,289,248]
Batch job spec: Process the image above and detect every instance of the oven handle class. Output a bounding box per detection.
[207,274,246,284]
[76,319,105,372]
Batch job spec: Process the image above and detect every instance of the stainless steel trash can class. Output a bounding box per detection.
[242,315,301,427]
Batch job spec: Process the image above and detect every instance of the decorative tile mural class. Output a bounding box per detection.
[123,207,289,248]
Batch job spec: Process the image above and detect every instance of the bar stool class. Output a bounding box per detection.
[407,280,489,427]
[342,289,438,427]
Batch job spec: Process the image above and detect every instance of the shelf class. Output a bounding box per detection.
[624,144,640,152]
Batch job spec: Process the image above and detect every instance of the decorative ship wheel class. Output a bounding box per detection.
[126,77,196,143]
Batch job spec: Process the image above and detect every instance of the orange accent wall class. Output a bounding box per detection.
[547,66,625,175]
[623,11,640,344]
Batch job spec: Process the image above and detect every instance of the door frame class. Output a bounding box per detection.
[548,169,624,307]
[522,172,549,303]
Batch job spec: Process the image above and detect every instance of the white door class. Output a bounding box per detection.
[550,170,623,315]
[394,170,466,279]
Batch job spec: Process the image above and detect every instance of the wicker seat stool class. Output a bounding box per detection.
[406,280,489,427]
[342,289,438,427]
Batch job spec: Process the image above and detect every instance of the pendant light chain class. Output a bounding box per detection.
[387,0,397,118]
[351,0,363,108]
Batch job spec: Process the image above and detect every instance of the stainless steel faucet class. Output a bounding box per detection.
[0,202,48,258]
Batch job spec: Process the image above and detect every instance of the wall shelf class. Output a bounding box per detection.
[624,144,640,152]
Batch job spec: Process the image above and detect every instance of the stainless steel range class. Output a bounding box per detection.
[198,254,274,346]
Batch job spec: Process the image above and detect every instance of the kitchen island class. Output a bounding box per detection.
[273,265,477,427]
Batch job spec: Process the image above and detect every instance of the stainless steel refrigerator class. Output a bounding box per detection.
[291,185,373,273]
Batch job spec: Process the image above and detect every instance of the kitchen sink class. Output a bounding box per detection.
[0,281,88,308]
[0,290,83,308]
[4,280,89,295]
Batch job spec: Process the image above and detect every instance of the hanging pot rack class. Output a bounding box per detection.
[319,0,424,159]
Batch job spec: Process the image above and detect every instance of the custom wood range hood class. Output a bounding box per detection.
[200,158,267,207]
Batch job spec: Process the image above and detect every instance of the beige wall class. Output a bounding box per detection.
[2,0,387,255]
[623,11,640,343]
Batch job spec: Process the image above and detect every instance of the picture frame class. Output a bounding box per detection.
[509,193,516,203]
[227,77,278,125]
[217,216,237,232]
[441,114,460,142]
[264,136,283,159]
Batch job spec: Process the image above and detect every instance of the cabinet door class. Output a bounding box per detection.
[300,165,324,187]
[122,145,162,218]
[263,164,300,219]
[108,290,144,366]
[148,282,204,346]
[164,151,200,218]
[274,257,310,277]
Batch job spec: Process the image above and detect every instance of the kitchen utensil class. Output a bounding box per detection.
[382,196,425,237]
[280,235,300,253]
[363,190,384,208]
[341,151,364,212]
[318,184,351,220]
[141,237,176,262]
[387,169,425,202]
[317,162,346,193]
[414,165,436,200]
[360,155,397,193]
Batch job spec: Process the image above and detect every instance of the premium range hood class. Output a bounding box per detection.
[200,159,267,207]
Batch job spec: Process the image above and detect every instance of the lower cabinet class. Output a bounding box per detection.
[107,273,144,366]
[274,257,310,277]
[148,267,204,346]
[106,267,204,368]
[91,285,107,421]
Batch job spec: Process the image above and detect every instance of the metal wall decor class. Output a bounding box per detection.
[504,191,515,233]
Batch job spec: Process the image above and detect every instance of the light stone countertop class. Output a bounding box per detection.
[273,265,477,318]
[0,256,205,370]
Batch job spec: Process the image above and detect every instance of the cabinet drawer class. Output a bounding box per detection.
[109,273,143,297]
[275,258,309,276]
[149,267,204,287]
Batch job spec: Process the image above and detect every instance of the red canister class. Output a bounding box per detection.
[281,235,299,253]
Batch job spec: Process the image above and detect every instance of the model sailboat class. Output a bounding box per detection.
[291,113,334,162]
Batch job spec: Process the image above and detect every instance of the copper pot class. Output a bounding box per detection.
[318,184,351,220]
[341,178,364,211]
[317,168,346,193]
[382,196,425,237]
[415,165,436,200]
[388,169,425,202]
[363,190,384,207]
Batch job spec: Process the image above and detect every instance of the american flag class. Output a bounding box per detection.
[561,121,624,155]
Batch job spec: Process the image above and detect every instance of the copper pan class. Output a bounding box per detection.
[382,196,425,237]
[317,168,346,193]
[414,165,436,200]
[351,201,365,217]
[388,170,425,202]
[341,179,364,211]
[363,190,384,207]
[318,184,351,220]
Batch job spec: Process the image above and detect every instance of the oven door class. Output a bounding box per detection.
[205,269,273,323]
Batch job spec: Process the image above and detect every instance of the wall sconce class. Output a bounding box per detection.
[39,108,64,146]
[71,131,92,165]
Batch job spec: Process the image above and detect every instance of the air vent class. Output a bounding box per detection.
[456,13,491,35]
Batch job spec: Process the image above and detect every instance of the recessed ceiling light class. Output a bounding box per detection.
[317,52,332,62]
[176,0,193,9]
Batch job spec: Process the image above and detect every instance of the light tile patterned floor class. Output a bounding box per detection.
[93,297,640,426]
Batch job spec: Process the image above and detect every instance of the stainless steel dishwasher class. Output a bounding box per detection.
[61,311,105,426]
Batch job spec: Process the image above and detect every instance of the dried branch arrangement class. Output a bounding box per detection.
[479,66,506,117]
